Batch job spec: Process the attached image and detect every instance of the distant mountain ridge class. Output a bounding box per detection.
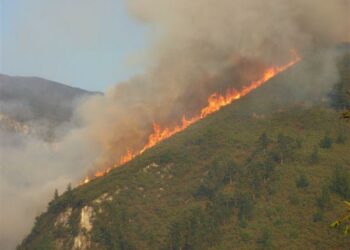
[0,74,100,125]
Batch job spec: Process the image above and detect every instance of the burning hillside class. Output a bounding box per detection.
[4,1,350,249]
[83,55,300,184]
[18,61,350,250]
[74,0,349,187]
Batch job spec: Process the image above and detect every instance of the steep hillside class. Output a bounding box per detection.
[18,52,350,249]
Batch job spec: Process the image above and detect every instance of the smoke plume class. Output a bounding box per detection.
[0,124,101,249]
[1,0,349,249]
[78,0,350,169]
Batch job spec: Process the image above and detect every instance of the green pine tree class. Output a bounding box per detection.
[258,132,270,154]
[320,134,333,149]
[54,189,59,200]
[296,174,309,189]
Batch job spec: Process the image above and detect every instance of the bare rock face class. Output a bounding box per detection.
[80,206,93,232]
[54,207,72,228]
[0,113,31,135]
[142,162,159,173]
[93,193,113,205]
[72,234,90,250]
[72,206,94,250]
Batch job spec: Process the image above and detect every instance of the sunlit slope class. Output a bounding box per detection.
[18,59,350,250]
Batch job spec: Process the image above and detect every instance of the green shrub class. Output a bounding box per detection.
[319,135,333,149]
[275,133,299,164]
[236,193,254,222]
[313,210,324,222]
[167,207,218,250]
[194,184,215,199]
[256,228,272,249]
[335,133,347,144]
[296,174,309,189]
[330,166,350,199]
[258,132,270,153]
[240,231,251,242]
[316,186,331,209]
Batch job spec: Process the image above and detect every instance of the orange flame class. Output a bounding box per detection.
[82,55,301,185]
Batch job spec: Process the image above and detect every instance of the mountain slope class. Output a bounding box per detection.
[0,74,101,142]
[0,75,103,250]
[0,74,99,124]
[18,56,350,249]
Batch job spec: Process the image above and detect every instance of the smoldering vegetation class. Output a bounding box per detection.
[0,0,349,249]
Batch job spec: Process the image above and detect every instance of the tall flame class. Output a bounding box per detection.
[82,55,301,184]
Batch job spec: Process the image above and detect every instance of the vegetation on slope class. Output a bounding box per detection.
[18,106,350,249]
[18,51,350,250]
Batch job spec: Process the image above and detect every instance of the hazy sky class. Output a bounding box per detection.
[0,0,149,91]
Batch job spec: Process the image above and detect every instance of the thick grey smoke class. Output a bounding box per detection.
[0,125,101,249]
[1,0,349,249]
[77,0,350,168]
[0,76,101,249]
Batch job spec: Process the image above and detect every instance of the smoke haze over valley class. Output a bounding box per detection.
[1,0,350,249]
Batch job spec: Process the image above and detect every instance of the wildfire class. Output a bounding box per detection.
[82,55,301,185]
